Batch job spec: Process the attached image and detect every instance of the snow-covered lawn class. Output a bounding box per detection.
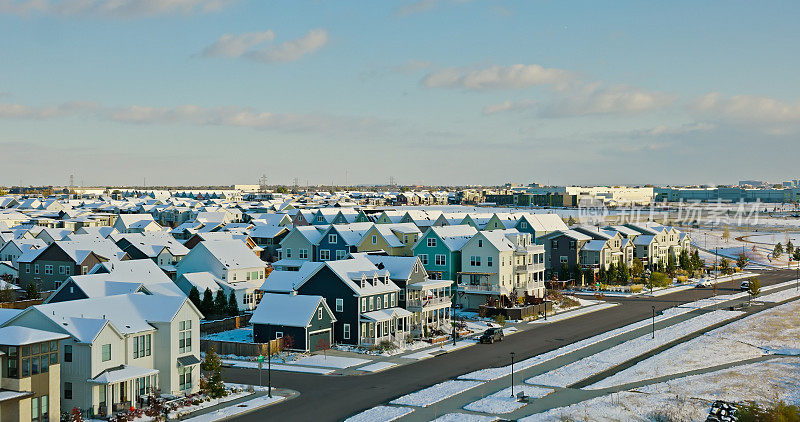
[432,413,498,422]
[463,385,551,414]
[530,302,617,324]
[525,310,742,388]
[334,340,429,356]
[344,406,414,422]
[357,361,397,372]
[590,299,800,390]
[201,328,253,343]
[390,380,483,407]
[290,354,370,368]
[221,359,333,374]
[180,393,287,421]
[403,339,476,360]
[758,287,800,303]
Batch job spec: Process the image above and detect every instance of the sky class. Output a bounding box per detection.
[1,0,799,187]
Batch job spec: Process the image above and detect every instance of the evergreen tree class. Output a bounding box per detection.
[188,286,201,309]
[559,263,570,281]
[24,283,39,300]
[598,266,607,284]
[774,243,783,259]
[607,262,616,284]
[226,291,239,317]
[200,288,214,317]
[737,253,748,270]
[691,250,703,272]
[618,264,630,284]
[214,290,227,317]
[667,254,677,277]
[631,258,644,279]
[794,249,800,261]
[679,249,690,271]
[0,285,15,302]
[787,241,794,257]
[200,346,227,398]
[570,264,583,285]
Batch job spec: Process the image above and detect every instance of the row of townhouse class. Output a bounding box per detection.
[540,222,693,276]
[258,255,453,351]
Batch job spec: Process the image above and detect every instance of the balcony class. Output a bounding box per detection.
[457,283,505,294]
[406,296,451,309]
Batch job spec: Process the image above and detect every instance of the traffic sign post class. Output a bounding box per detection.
[257,355,264,389]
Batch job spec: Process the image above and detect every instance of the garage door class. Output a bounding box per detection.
[308,330,331,352]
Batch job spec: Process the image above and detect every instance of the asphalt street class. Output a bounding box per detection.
[223,269,799,422]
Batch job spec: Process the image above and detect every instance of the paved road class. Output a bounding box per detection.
[223,269,798,422]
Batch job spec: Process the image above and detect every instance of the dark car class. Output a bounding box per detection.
[479,327,504,344]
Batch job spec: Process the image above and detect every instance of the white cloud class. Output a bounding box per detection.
[201,30,275,58]
[541,83,676,117]
[482,99,534,115]
[0,0,231,18]
[422,64,572,90]
[690,92,800,123]
[201,28,329,64]
[0,101,97,119]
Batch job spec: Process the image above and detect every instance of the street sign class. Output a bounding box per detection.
[257,355,264,363]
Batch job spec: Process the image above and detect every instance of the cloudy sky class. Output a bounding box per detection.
[1,0,798,187]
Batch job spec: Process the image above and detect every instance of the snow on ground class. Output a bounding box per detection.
[357,361,397,372]
[525,310,742,388]
[201,328,253,343]
[463,385,551,414]
[344,406,414,422]
[403,340,476,360]
[530,302,617,324]
[590,299,800,390]
[390,380,483,407]
[290,354,370,368]
[432,413,498,422]
[334,340,429,356]
[221,359,333,374]
[181,393,287,422]
[758,287,800,303]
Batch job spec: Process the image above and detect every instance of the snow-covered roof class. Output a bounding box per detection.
[361,307,413,322]
[250,293,335,327]
[0,326,69,345]
[362,255,420,281]
[582,239,608,252]
[0,308,23,325]
[197,240,265,269]
[88,365,159,384]
[425,225,479,251]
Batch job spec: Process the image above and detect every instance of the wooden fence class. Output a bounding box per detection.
[0,298,44,309]
[201,339,283,357]
[200,314,252,335]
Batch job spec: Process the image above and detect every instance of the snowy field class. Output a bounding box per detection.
[758,287,800,303]
[432,413,498,422]
[180,387,287,422]
[525,310,742,388]
[463,385,551,414]
[524,358,800,422]
[591,299,800,389]
[344,406,414,422]
[390,380,483,407]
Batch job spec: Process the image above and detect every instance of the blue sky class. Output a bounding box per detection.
[1,0,799,187]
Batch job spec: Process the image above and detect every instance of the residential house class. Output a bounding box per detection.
[0,238,47,267]
[539,229,593,276]
[18,238,129,291]
[356,223,421,257]
[112,214,161,234]
[411,225,478,280]
[316,223,374,261]
[250,293,336,352]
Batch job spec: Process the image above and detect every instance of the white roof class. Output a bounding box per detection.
[0,326,69,345]
[89,365,159,384]
[259,262,324,293]
[197,240,265,269]
[250,293,334,327]
[362,255,419,281]
[427,225,479,251]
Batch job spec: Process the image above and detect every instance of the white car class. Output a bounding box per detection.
[740,280,750,291]
[695,279,711,288]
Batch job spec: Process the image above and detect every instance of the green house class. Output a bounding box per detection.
[411,225,477,281]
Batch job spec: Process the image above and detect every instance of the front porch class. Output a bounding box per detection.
[88,365,159,418]
[406,279,453,337]
[359,308,412,347]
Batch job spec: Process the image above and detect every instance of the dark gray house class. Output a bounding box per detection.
[539,229,592,277]
[251,293,336,352]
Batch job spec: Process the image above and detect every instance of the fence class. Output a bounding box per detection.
[199,314,252,335]
[0,298,44,309]
[201,339,283,357]
[479,302,552,320]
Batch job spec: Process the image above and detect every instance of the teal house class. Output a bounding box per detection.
[411,225,477,281]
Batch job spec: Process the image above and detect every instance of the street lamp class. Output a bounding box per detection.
[510,352,516,398]
[267,340,272,398]
[651,306,655,339]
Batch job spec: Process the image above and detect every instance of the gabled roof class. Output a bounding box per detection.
[259,262,325,293]
[419,225,478,251]
[250,293,335,327]
[195,240,265,269]
[327,222,375,246]
[0,326,69,346]
[315,258,400,296]
[582,239,609,252]
[361,254,421,281]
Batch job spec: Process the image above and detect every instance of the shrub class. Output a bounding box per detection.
[493,314,506,327]
[649,272,671,288]
[736,399,800,422]
[630,284,644,293]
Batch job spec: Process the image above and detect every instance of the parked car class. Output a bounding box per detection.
[695,279,711,288]
[740,280,750,291]
[479,327,504,344]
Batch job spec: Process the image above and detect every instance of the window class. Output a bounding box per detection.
[369,296,374,311]
[299,249,308,259]
[560,256,568,263]
[328,234,338,244]
[31,355,39,374]
[343,323,350,340]
[371,235,377,244]
[487,257,493,267]
[551,240,558,249]
[427,238,437,247]
[320,250,330,261]
[35,264,39,274]
[101,344,111,362]
[63,344,72,362]
[133,334,151,359]
[82,266,88,275]
[521,221,528,229]
[361,298,367,312]
[26,264,30,273]
[335,298,343,312]
[434,254,446,266]
[376,296,382,309]
[59,265,66,275]
[40,355,48,373]
[470,256,481,266]
[478,239,483,247]
[316,215,323,223]
[383,294,388,308]
[318,308,323,320]
[179,320,192,353]
[417,254,429,265]
[44,265,53,275]
[32,396,39,422]
[335,250,347,260]
[285,248,292,258]
[569,240,576,250]
[41,395,48,422]
[64,382,72,400]
[179,366,192,390]
[22,358,29,376]
[275,332,283,339]
[390,294,396,307]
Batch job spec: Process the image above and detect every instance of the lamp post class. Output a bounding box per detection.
[510,352,516,398]
[651,306,655,339]
[267,340,272,398]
